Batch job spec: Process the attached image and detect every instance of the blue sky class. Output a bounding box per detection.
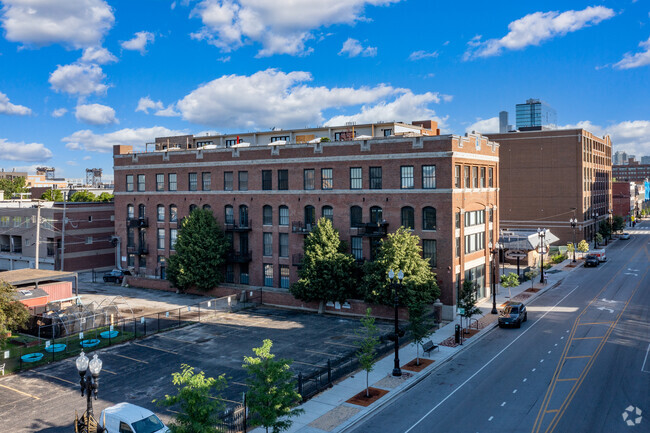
[0,0,649,180]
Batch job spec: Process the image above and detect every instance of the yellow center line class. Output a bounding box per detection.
[577,322,613,326]
[0,383,40,399]
[545,410,560,413]
[572,336,605,340]
[565,355,592,359]
[132,342,178,355]
[32,371,78,386]
[556,378,578,382]
[111,353,149,364]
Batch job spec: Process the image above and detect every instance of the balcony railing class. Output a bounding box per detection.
[128,217,149,228]
[224,219,252,232]
[226,250,252,263]
[127,244,149,255]
[354,221,389,237]
[291,221,314,234]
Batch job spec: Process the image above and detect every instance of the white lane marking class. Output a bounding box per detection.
[555,344,558,347]
[402,284,581,433]
[598,307,615,313]
[642,343,650,373]
[540,359,544,363]
[566,330,570,333]
[501,402,506,407]
[532,368,536,372]
[523,378,527,382]
[489,416,494,421]
[513,389,518,394]
[548,351,552,354]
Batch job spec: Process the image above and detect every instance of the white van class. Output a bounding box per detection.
[591,249,607,262]
[99,403,169,433]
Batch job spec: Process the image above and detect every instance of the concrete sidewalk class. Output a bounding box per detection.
[251,254,594,433]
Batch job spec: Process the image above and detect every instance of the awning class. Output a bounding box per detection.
[499,229,560,251]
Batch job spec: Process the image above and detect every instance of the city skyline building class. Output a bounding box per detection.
[515,99,557,131]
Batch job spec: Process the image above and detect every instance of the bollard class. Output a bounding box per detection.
[327,359,332,387]
[454,324,460,344]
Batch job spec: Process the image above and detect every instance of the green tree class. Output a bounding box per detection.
[577,240,590,253]
[0,177,28,198]
[566,242,575,254]
[458,280,482,327]
[595,233,603,246]
[167,209,228,292]
[356,308,380,397]
[612,215,625,233]
[290,218,358,313]
[243,339,303,433]
[361,227,440,306]
[0,281,30,343]
[69,190,97,202]
[598,220,611,239]
[40,189,64,201]
[96,192,114,202]
[155,364,227,433]
[408,302,434,365]
[500,272,520,299]
[525,269,539,289]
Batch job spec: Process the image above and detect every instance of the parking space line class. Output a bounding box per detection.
[32,371,77,386]
[305,349,340,357]
[133,342,178,355]
[112,353,149,364]
[155,334,194,344]
[101,368,117,375]
[324,341,358,348]
[293,360,325,368]
[0,384,40,400]
[230,381,249,387]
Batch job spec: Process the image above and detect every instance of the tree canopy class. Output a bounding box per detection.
[290,218,358,310]
[96,192,114,202]
[167,209,229,292]
[458,280,482,321]
[69,190,97,202]
[0,177,28,198]
[612,215,625,232]
[0,281,30,343]
[577,240,589,253]
[361,227,440,307]
[40,189,64,201]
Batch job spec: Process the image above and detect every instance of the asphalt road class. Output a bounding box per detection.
[349,224,650,433]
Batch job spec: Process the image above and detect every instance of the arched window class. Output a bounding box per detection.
[138,204,146,218]
[279,205,289,226]
[263,205,273,225]
[169,204,178,222]
[225,205,234,224]
[350,206,363,227]
[370,206,383,224]
[423,207,436,230]
[304,205,315,227]
[127,204,134,219]
[202,204,211,210]
[401,206,414,229]
[239,205,249,226]
[189,204,198,213]
[157,205,165,222]
[322,206,333,222]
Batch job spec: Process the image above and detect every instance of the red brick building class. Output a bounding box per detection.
[113,122,499,315]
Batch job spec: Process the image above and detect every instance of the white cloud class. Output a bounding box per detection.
[408,50,438,61]
[218,55,231,62]
[136,96,164,113]
[121,31,155,54]
[66,160,78,166]
[49,63,108,96]
[466,117,499,134]
[339,38,377,57]
[464,6,615,60]
[174,68,415,128]
[0,91,31,115]
[0,0,114,49]
[80,46,117,64]
[324,91,444,127]
[189,0,399,56]
[0,138,53,161]
[52,108,68,118]
[613,36,650,69]
[83,155,92,160]
[155,105,180,117]
[62,126,188,152]
[560,120,650,157]
[75,103,118,125]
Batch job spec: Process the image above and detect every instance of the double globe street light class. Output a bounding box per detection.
[75,351,104,433]
[388,269,404,377]
[570,218,578,263]
[537,228,547,284]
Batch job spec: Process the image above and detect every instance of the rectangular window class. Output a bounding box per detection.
[280,265,290,289]
[263,232,272,256]
[321,168,333,190]
[350,167,362,189]
[225,264,234,283]
[279,206,289,226]
[157,206,164,222]
[202,172,211,191]
[168,173,177,191]
[225,139,237,147]
[188,173,198,191]
[351,236,363,260]
[240,264,249,285]
[264,264,273,287]
[137,174,145,192]
[126,175,134,192]
[383,129,393,136]
[455,165,461,188]
[279,233,289,257]
[456,212,461,229]
[271,136,289,142]
[156,173,164,191]
[489,208,493,222]
[488,167,494,188]
[334,131,355,141]
[170,228,178,250]
[238,171,248,191]
[278,170,289,190]
[304,169,315,190]
[472,166,478,188]
[157,229,165,250]
[13,216,20,228]
[224,172,233,191]
[422,165,436,189]
[401,166,414,189]
[423,239,437,267]
[85,236,93,245]
[369,167,382,189]
[480,167,486,188]
[464,166,470,188]
[456,236,461,257]
[262,170,272,190]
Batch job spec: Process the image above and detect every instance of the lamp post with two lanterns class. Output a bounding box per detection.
[569,218,578,263]
[388,269,404,377]
[75,351,104,433]
[537,228,547,284]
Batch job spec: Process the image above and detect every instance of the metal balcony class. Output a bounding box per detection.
[354,221,389,237]
[128,217,149,228]
[291,221,314,235]
[127,244,149,255]
[226,250,252,263]
[224,219,252,232]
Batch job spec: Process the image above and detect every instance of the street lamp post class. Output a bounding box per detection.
[75,351,104,433]
[537,228,547,284]
[488,242,499,314]
[608,208,613,242]
[592,212,599,249]
[570,218,577,263]
[388,269,404,377]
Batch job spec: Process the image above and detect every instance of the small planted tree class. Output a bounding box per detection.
[577,240,589,253]
[525,269,539,289]
[408,302,434,365]
[612,215,625,233]
[598,220,611,239]
[0,281,29,342]
[356,308,380,397]
[155,364,227,433]
[500,272,520,299]
[595,233,603,246]
[458,280,482,329]
[566,242,575,254]
[243,339,303,433]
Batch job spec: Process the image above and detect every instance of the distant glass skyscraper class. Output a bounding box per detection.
[516,99,557,130]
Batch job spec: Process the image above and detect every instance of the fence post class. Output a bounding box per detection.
[134,318,137,338]
[198,304,201,322]
[243,393,247,433]
[144,317,147,335]
[157,313,160,333]
[298,372,303,399]
[178,309,181,328]
[327,359,332,387]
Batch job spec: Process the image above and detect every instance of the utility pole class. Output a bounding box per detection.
[34,200,41,269]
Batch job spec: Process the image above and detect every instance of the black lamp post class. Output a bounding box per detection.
[570,218,577,263]
[592,212,599,249]
[608,208,613,242]
[388,269,404,377]
[537,228,547,284]
[75,351,104,433]
[488,242,499,314]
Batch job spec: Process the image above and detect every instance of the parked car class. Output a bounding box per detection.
[620,232,631,240]
[103,269,129,284]
[498,301,528,328]
[100,403,169,433]
[584,254,600,267]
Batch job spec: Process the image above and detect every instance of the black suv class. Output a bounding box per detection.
[103,269,129,283]
[498,301,528,328]
[584,254,599,267]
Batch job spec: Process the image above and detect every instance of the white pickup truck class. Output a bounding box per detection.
[590,249,607,262]
[99,403,169,433]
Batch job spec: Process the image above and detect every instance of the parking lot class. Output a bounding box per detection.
[0,306,393,433]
